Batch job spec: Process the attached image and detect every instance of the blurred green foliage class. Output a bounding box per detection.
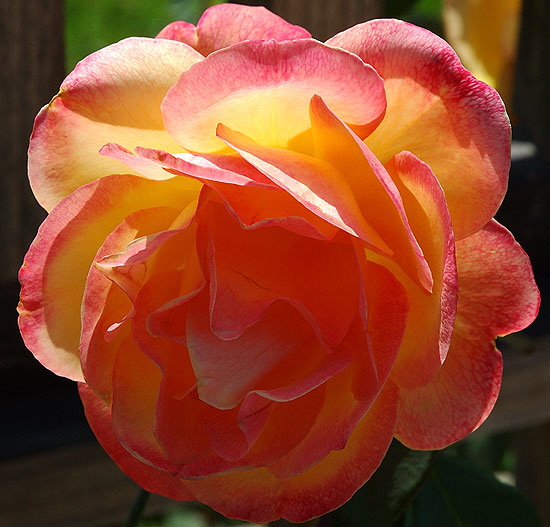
[65,0,223,70]
[65,0,442,72]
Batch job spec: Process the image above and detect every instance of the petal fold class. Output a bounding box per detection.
[186,293,324,410]
[384,152,458,390]
[218,123,390,250]
[103,144,339,240]
[309,95,432,292]
[80,206,183,396]
[186,382,398,523]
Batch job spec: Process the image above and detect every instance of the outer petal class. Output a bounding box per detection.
[328,19,510,239]
[79,383,195,501]
[157,3,311,55]
[18,175,198,381]
[162,39,386,152]
[452,221,539,337]
[187,381,398,523]
[395,220,539,449]
[80,379,398,523]
[29,38,203,211]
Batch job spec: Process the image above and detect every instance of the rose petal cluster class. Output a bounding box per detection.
[18,4,539,523]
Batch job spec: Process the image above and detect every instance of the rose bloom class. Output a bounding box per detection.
[18,3,539,523]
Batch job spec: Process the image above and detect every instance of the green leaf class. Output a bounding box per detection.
[404,454,541,527]
[328,440,435,526]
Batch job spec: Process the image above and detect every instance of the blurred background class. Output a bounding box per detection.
[1,0,548,525]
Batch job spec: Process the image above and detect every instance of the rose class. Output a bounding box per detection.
[18,3,539,523]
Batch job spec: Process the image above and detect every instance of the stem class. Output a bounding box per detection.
[124,488,150,527]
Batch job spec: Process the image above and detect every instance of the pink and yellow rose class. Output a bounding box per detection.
[18,4,539,523]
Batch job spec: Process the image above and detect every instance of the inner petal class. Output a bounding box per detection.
[201,200,360,347]
[186,293,323,410]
